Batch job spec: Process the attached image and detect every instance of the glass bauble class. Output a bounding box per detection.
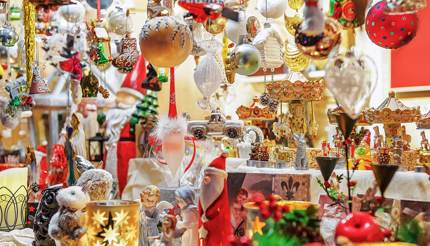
[232,43,261,75]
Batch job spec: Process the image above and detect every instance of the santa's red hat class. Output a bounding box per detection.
[118,55,146,100]
[205,154,227,178]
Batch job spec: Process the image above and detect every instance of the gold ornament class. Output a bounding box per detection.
[288,0,305,11]
[284,14,302,36]
[246,16,260,38]
[284,43,310,72]
[140,16,192,68]
[204,17,227,35]
[24,0,36,88]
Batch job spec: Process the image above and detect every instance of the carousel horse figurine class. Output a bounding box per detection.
[400,125,411,151]
[421,131,429,151]
[373,126,383,150]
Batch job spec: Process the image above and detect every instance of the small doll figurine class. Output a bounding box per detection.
[157,214,179,246]
[373,126,383,150]
[421,131,429,151]
[140,185,161,246]
[175,186,199,246]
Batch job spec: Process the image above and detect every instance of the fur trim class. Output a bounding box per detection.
[154,115,187,140]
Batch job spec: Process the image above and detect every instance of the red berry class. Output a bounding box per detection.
[268,194,277,202]
[282,205,290,214]
[251,192,265,204]
[260,208,271,219]
[324,181,331,188]
[348,180,357,187]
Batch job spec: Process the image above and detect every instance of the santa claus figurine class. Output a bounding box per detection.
[199,154,232,246]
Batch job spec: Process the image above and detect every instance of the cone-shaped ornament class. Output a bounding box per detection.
[29,65,49,94]
[316,156,338,181]
[335,112,357,139]
[371,164,398,197]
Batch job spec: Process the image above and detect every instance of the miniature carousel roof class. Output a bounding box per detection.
[265,76,325,102]
[236,97,276,120]
[365,92,421,124]
[417,110,430,129]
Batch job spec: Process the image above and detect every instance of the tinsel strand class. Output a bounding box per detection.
[24,0,36,88]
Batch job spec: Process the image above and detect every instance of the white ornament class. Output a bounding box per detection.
[252,26,284,70]
[59,2,85,23]
[257,0,288,19]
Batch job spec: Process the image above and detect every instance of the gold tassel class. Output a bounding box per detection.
[24,0,36,89]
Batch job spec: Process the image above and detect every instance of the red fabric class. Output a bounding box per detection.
[48,144,68,187]
[168,67,177,119]
[198,155,232,246]
[178,1,223,22]
[59,52,82,80]
[37,144,48,191]
[117,140,136,195]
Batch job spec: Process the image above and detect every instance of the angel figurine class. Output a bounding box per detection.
[175,186,199,246]
[140,185,161,246]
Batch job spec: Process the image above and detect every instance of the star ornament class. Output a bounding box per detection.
[252,216,266,235]
[113,210,129,226]
[92,210,108,226]
[101,226,119,245]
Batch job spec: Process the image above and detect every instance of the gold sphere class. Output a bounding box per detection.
[140,16,193,67]
[288,0,305,11]
[284,14,302,36]
[284,43,310,72]
[204,17,227,35]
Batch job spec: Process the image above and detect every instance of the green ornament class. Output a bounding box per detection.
[158,74,168,82]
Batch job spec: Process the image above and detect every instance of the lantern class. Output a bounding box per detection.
[87,133,108,162]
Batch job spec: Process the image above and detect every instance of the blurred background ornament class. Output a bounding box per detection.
[112,35,139,73]
[232,43,261,75]
[284,43,310,72]
[252,25,284,70]
[385,0,427,14]
[256,0,288,19]
[301,0,325,36]
[8,6,21,21]
[87,23,112,68]
[86,0,113,9]
[29,65,49,94]
[284,14,302,36]
[204,17,227,35]
[178,0,224,23]
[366,1,418,49]
[107,7,133,35]
[59,1,85,23]
[325,51,377,119]
[140,16,192,67]
[329,0,360,28]
[246,16,260,39]
[296,17,341,59]
[225,11,247,44]
[0,23,18,47]
[289,0,305,10]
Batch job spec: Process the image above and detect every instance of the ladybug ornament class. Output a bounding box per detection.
[365,1,418,49]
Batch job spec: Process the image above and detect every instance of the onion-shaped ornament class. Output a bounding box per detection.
[59,2,85,23]
[107,7,133,35]
[232,43,261,75]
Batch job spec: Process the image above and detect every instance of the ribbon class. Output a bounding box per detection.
[168,67,177,118]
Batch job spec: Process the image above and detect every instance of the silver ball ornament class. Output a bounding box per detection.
[86,0,113,9]
[59,2,85,23]
[107,8,133,35]
[232,44,261,76]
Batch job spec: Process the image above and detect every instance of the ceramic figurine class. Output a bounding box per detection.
[175,186,199,246]
[70,113,87,158]
[373,126,383,150]
[293,134,308,170]
[48,186,90,246]
[33,184,63,246]
[140,185,161,246]
[421,131,429,151]
[237,131,256,159]
[400,125,411,151]
[156,214,180,246]
[76,169,113,201]
[334,127,343,157]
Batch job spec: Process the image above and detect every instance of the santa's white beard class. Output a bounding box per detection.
[162,132,185,176]
[200,173,225,212]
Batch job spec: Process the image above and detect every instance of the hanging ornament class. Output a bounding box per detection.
[87,22,112,69]
[252,25,284,70]
[288,0,305,11]
[24,0,36,85]
[256,0,288,19]
[142,64,162,91]
[29,65,49,94]
[325,51,377,119]
[284,43,310,72]
[86,0,113,10]
[329,0,360,28]
[178,0,224,23]
[194,39,227,109]
[232,43,261,75]
[59,2,85,23]
[284,14,303,36]
[30,0,74,11]
[225,11,247,44]
[385,0,426,14]
[301,0,325,36]
[246,16,260,39]
[365,1,418,49]
[204,17,227,35]
[112,35,139,73]
[8,6,22,21]
[0,23,19,47]
[107,7,133,35]
[295,17,341,59]
[80,71,100,98]
[140,16,193,68]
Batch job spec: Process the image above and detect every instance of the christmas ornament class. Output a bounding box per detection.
[194,39,227,109]
[80,71,100,97]
[284,14,302,36]
[142,64,162,91]
[246,16,260,39]
[8,6,22,21]
[329,0,360,28]
[301,0,325,36]
[0,23,19,47]
[335,212,388,243]
[252,25,284,70]
[112,35,139,73]
[325,51,377,119]
[87,23,112,69]
[204,17,227,35]
[140,16,192,68]
[232,43,261,75]
[59,2,85,23]
[256,0,288,19]
[147,0,170,19]
[225,11,247,44]
[29,64,49,94]
[385,0,426,14]
[296,17,341,59]
[86,0,113,9]
[107,7,133,35]
[284,43,310,72]
[365,1,418,49]
[154,68,187,177]
[30,0,73,11]
[178,0,224,23]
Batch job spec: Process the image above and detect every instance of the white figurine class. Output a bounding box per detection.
[175,186,199,246]
[70,113,87,158]
[140,185,162,246]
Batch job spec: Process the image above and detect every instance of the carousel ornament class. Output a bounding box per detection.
[0,23,19,47]
[301,0,325,36]
[385,0,427,14]
[252,25,284,70]
[59,1,85,23]
[295,17,341,59]
[29,64,49,94]
[107,7,133,35]
[112,34,139,73]
[284,43,310,72]
[366,1,418,49]
[325,51,377,119]
[140,16,193,68]
[231,43,261,75]
[86,0,113,9]
[256,0,288,19]
[194,39,227,109]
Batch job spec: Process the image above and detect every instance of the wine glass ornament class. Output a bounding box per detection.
[385,0,427,14]
[59,2,85,23]
[366,1,418,49]
[301,0,325,36]
[194,39,227,109]
[140,16,193,68]
[107,7,133,35]
[325,51,377,119]
[256,0,288,19]
[231,43,261,75]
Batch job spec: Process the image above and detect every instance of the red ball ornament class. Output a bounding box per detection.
[365,1,418,49]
